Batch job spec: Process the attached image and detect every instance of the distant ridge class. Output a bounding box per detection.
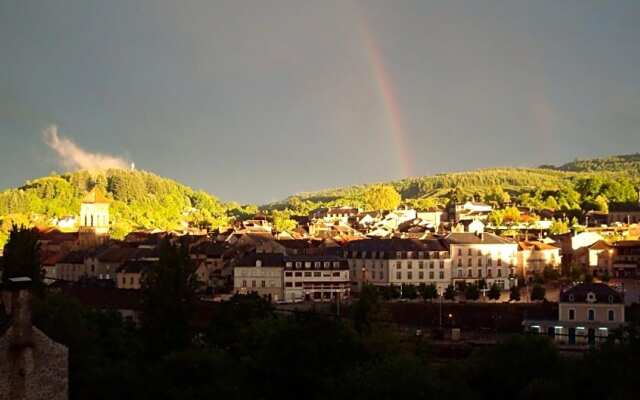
[266,153,640,208]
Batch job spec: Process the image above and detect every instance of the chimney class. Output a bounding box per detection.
[5,277,34,348]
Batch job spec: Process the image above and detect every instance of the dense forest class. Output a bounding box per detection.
[0,169,257,247]
[268,155,640,218]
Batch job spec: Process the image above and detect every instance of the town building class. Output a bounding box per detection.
[611,240,640,278]
[573,240,614,277]
[343,238,451,293]
[526,283,625,346]
[448,201,492,223]
[447,232,517,289]
[516,241,561,278]
[283,254,350,302]
[234,253,284,301]
[190,241,229,289]
[116,259,156,290]
[78,189,110,247]
[608,194,640,224]
[311,206,360,224]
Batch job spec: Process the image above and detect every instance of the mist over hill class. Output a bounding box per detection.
[0,169,256,246]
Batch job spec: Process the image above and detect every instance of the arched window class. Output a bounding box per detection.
[588,309,595,321]
[608,310,615,321]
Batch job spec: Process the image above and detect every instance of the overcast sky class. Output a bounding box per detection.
[1,0,639,203]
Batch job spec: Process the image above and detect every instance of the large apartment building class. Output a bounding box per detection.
[343,238,452,293]
[234,253,285,301]
[283,255,350,302]
[233,252,350,302]
[447,232,518,289]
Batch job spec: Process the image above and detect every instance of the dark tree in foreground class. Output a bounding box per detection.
[352,284,380,335]
[464,284,480,301]
[443,284,456,301]
[419,283,438,301]
[402,284,418,300]
[140,237,202,357]
[530,284,546,301]
[509,285,521,302]
[488,283,501,301]
[1,225,43,292]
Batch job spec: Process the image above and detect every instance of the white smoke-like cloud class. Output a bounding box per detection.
[43,125,129,171]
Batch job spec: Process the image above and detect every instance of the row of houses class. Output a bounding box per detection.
[35,226,568,301]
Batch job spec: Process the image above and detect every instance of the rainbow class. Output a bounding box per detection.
[359,16,413,178]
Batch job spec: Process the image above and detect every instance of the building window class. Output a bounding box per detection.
[458,249,462,256]
[407,271,413,280]
[407,261,413,269]
[477,269,482,278]
[608,310,615,321]
[439,271,444,279]
[396,272,401,280]
[457,259,462,267]
[467,259,472,267]
[251,280,256,288]
[285,272,292,277]
[261,280,266,288]
[497,269,502,277]
[588,309,595,321]
[419,261,424,269]
[568,309,575,320]
[242,280,247,288]
[396,261,402,268]
[419,271,424,279]
[429,271,434,280]
[304,272,312,277]
[467,269,472,277]
[457,269,463,278]
[285,282,292,287]
[468,249,472,256]
[295,272,302,277]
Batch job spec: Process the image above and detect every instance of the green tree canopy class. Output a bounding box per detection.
[363,185,401,211]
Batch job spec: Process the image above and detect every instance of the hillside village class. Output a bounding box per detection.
[2,183,637,335]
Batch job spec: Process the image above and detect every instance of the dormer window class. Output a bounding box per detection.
[608,295,614,304]
[295,262,302,269]
[568,294,575,302]
[586,292,596,303]
[305,262,311,269]
[256,260,262,267]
